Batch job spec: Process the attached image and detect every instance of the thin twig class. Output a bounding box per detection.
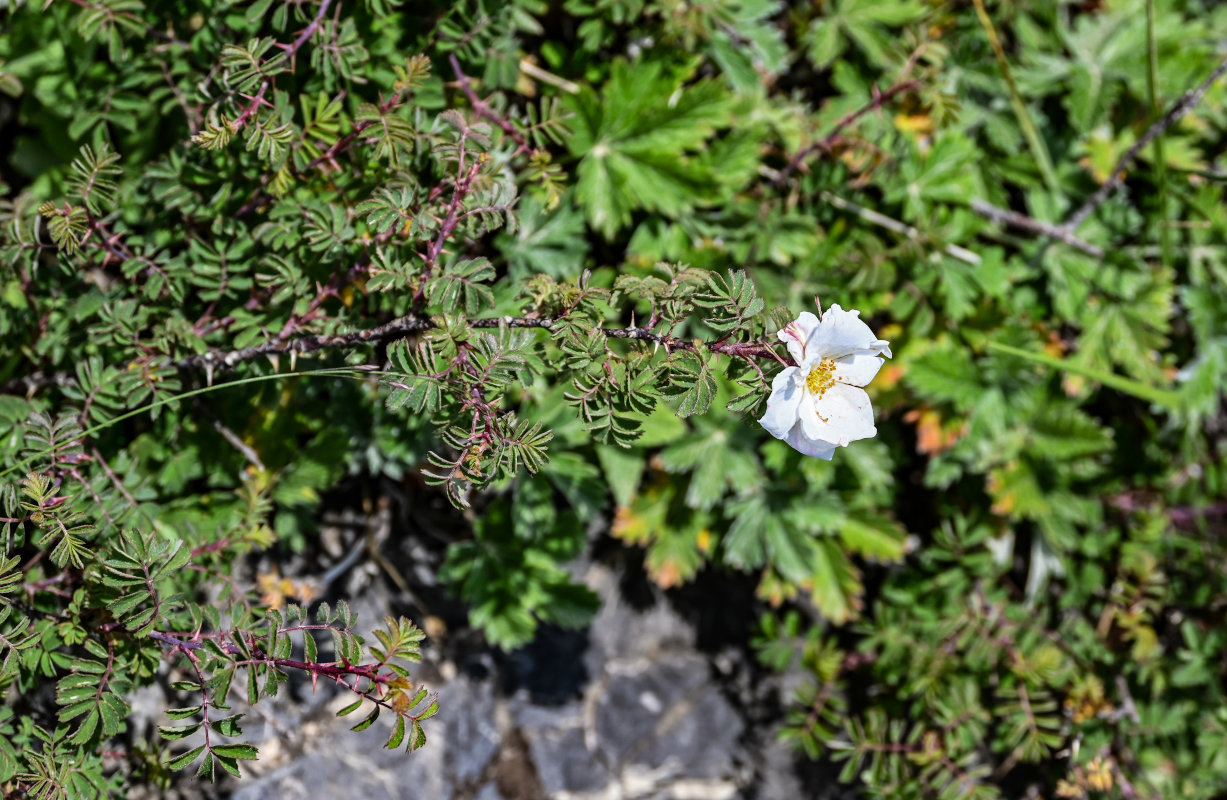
[200,405,266,471]
[1063,52,1227,232]
[823,191,982,265]
[518,58,580,94]
[1144,0,1174,267]
[969,198,1104,258]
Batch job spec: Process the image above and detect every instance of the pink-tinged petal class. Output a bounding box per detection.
[758,367,803,440]
[832,352,885,388]
[777,311,821,365]
[808,304,879,359]
[803,383,877,446]
[784,423,837,460]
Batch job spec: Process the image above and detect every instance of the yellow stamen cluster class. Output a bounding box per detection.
[805,358,836,398]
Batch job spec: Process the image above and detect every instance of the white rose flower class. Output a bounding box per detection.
[758,305,892,459]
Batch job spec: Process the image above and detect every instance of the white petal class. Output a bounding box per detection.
[777,311,821,365]
[784,422,837,460]
[757,367,803,439]
[804,383,877,446]
[833,352,884,388]
[870,339,892,359]
[808,304,880,359]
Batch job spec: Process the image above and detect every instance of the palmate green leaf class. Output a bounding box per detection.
[808,538,863,624]
[837,511,907,562]
[496,193,588,279]
[566,59,734,239]
[724,494,774,570]
[594,443,645,508]
[612,482,710,588]
[1076,295,1173,385]
[1024,402,1113,462]
[537,578,601,628]
[885,132,981,221]
[805,0,926,69]
[658,416,764,510]
[906,340,984,409]
[707,0,788,93]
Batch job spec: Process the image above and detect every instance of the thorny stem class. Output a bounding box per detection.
[175,314,789,376]
[450,54,535,157]
[231,82,271,131]
[422,153,485,274]
[150,629,416,715]
[287,0,335,67]
[4,313,793,399]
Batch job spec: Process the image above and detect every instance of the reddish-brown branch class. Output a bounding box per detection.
[449,54,535,157]
[231,82,271,131]
[422,157,485,272]
[774,78,921,186]
[150,629,406,702]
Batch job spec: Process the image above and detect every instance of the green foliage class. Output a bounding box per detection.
[3,0,1227,795]
[566,59,736,238]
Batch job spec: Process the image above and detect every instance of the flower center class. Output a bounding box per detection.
[805,358,836,398]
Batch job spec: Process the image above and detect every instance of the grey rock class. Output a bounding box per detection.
[583,565,694,673]
[595,652,742,780]
[233,675,497,800]
[473,785,504,800]
[517,717,612,796]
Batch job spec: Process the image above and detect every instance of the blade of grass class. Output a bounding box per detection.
[1145,0,1174,268]
[986,341,1181,409]
[0,366,390,480]
[970,0,1061,197]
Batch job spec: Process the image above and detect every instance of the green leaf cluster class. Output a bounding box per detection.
[2,0,1227,795]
